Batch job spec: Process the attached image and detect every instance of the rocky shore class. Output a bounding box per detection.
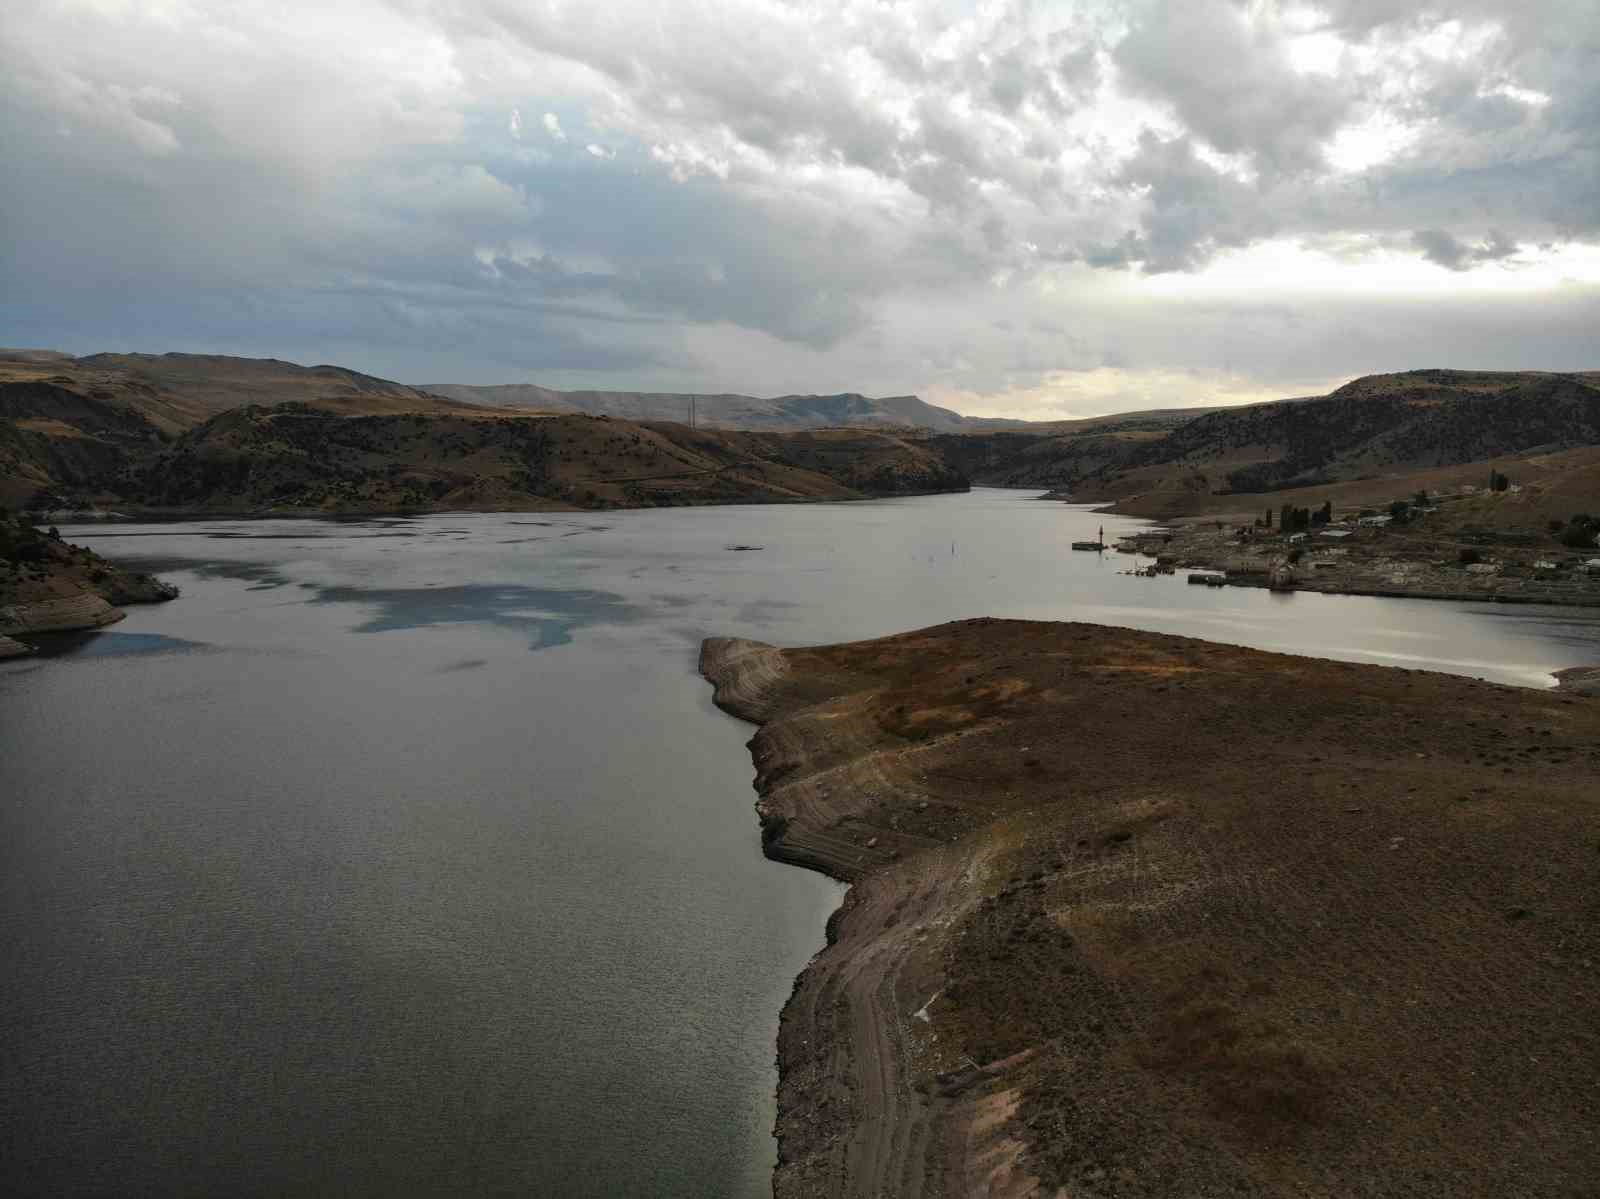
[1,513,178,656]
[702,621,1600,1197]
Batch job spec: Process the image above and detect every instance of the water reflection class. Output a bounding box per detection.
[306,582,640,650]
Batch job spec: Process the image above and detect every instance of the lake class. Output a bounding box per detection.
[4,489,1598,1196]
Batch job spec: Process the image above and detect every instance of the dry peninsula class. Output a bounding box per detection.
[702,621,1600,1197]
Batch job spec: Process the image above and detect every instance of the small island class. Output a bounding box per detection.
[703,620,1600,1197]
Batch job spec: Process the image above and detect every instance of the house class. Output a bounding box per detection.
[1358,515,1392,527]
[1319,529,1353,539]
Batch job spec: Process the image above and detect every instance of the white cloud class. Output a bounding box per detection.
[1,0,1597,414]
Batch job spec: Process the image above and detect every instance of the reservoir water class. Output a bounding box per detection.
[4,489,1599,1196]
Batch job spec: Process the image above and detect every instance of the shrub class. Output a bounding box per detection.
[1459,548,1482,565]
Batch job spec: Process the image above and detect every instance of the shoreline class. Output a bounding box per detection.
[28,485,973,525]
[1,516,180,658]
[701,621,1600,1196]
[699,637,984,1196]
[1108,521,1600,610]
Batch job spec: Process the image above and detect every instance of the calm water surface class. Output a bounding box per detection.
[4,489,1598,1196]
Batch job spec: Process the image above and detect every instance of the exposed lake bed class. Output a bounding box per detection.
[4,489,1600,1195]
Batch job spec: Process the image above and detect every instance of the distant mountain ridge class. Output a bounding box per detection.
[0,349,968,511]
[423,381,1037,433]
[4,349,1598,520]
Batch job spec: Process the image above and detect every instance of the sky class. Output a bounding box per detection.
[2,0,1598,420]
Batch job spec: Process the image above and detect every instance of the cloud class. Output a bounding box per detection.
[0,0,1597,414]
[1113,0,1356,178]
[1412,229,1520,271]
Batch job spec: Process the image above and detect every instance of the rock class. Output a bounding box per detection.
[0,594,124,636]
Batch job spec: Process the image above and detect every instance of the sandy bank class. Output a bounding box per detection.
[702,621,1600,1197]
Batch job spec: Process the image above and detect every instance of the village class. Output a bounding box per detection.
[1111,484,1600,607]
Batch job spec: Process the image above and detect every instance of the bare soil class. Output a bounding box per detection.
[702,623,1600,1198]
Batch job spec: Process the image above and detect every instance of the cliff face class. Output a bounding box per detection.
[702,621,1600,1198]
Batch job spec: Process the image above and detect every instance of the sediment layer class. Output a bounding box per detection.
[0,593,124,637]
[702,621,1600,1198]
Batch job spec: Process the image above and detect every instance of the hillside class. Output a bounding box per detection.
[1039,370,1600,513]
[0,350,967,512]
[8,352,1600,519]
[703,620,1600,1197]
[115,405,966,513]
[937,406,1221,488]
[0,511,177,656]
[0,349,489,508]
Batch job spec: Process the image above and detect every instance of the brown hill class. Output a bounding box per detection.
[0,349,493,507]
[120,405,966,513]
[72,352,471,419]
[1043,370,1600,510]
[702,620,1600,1197]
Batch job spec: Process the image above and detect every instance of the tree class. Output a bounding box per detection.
[1264,507,1272,528]
[1559,514,1598,549]
[1389,500,1410,523]
[1488,469,1510,493]
[1414,490,1428,508]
